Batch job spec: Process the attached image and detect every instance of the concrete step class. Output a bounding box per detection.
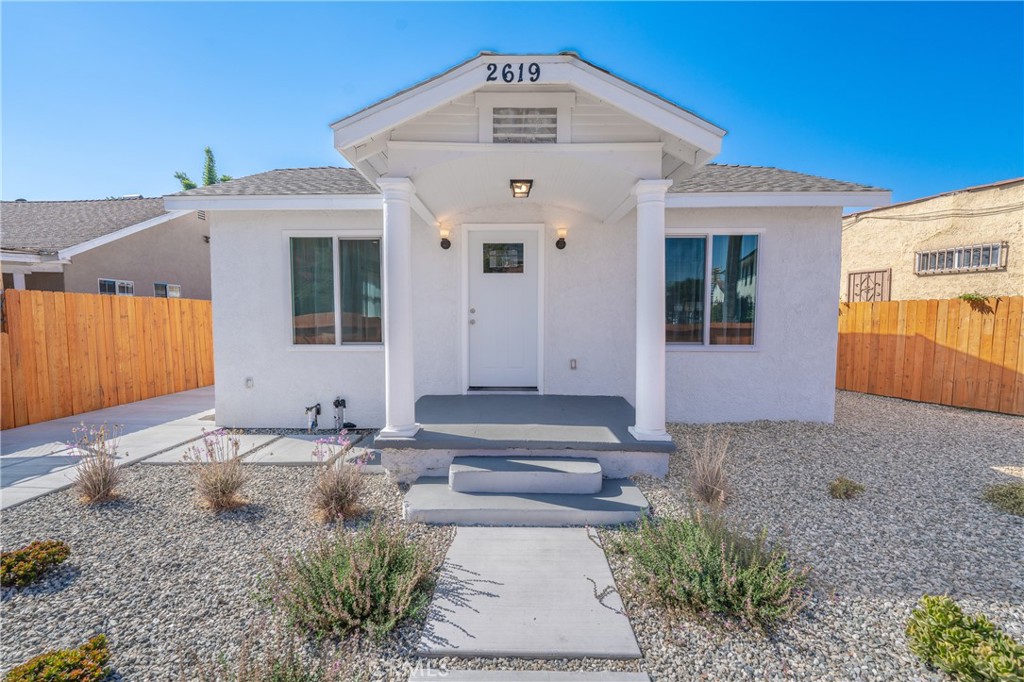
[404,477,648,526]
[410,671,650,681]
[449,456,602,494]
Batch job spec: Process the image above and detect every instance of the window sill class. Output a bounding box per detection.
[667,344,760,353]
[287,344,384,352]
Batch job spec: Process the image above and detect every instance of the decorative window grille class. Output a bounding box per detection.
[492,107,557,143]
[848,269,891,302]
[914,242,1008,275]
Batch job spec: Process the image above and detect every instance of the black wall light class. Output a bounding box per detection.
[555,228,567,250]
[439,226,451,250]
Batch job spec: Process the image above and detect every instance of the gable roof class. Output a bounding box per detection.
[0,197,169,253]
[168,167,377,197]
[670,164,887,194]
[167,164,884,199]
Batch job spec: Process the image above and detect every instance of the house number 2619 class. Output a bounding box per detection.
[486,63,540,83]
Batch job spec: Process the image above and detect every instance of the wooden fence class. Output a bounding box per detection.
[837,296,1023,416]
[1,289,213,429]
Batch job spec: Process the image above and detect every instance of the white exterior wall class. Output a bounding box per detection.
[665,206,843,423]
[210,203,840,428]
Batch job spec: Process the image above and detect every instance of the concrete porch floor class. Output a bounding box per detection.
[373,394,675,453]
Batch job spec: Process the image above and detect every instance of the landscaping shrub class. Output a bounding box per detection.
[72,424,123,504]
[186,429,248,512]
[1,540,71,588]
[982,483,1024,517]
[828,476,866,500]
[906,595,1024,681]
[310,434,365,523]
[5,634,110,682]
[686,426,732,508]
[265,519,437,641]
[613,512,810,628]
[190,629,352,682]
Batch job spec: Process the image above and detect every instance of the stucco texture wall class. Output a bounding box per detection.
[840,180,1023,301]
[664,206,843,423]
[210,203,842,428]
[63,212,212,299]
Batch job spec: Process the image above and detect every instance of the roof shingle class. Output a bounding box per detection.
[168,164,884,198]
[0,197,168,252]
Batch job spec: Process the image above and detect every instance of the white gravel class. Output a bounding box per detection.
[603,390,1024,681]
[3,391,1021,681]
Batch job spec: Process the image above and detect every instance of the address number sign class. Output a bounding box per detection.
[485,62,541,83]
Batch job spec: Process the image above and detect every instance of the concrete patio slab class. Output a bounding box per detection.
[242,434,319,465]
[1,387,215,509]
[409,672,650,681]
[143,433,279,464]
[419,527,640,659]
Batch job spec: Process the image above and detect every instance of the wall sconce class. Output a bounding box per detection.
[510,179,533,199]
[439,226,451,250]
[555,227,568,250]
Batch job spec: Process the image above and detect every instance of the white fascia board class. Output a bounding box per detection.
[0,251,44,264]
[57,210,193,259]
[332,53,726,159]
[665,191,892,208]
[163,194,382,212]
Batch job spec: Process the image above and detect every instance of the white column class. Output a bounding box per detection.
[629,179,673,442]
[378,177,420,437]
[12,272,27,290]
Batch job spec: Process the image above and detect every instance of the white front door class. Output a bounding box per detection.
[468,229,539,389]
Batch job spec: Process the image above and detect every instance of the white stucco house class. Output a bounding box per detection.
[165,52,890,446]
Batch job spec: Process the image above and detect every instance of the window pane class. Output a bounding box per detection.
[118,281,134,296]
[339,239,383,343]
[665,237,706,343]
[168,285,181,298]
[154,283,168,298]
[710,235,758,345]
[291,237,335,344]
[99,279,116,295]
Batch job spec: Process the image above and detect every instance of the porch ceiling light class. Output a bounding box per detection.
[510,179,533,199]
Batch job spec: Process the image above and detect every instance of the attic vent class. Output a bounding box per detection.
[493,107,557,143]
[197,210,207,221]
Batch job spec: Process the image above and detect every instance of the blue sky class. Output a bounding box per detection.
[2,2,1022,203]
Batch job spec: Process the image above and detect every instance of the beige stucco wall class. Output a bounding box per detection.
[840,179,1023,301]
[62,212,212,299]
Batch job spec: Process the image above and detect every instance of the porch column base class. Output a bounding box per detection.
[628,425,673,443]
[379,422,422,438]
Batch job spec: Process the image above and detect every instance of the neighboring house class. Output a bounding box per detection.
[0,197,210,299]
[841,177,1023,302]
[165,52,889,434]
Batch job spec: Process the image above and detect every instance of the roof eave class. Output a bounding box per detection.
[163,194,382,211]
[666,190,892,208]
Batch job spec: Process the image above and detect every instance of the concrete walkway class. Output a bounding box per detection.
[0,387,215,509]
[419,527,641,659]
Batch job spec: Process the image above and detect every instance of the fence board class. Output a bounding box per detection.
[1,290,214,429]
[837,296,1023,416]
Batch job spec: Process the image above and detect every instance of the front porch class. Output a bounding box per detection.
[373,394,676,453]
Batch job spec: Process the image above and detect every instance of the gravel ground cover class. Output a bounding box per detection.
[603,390,1024,681]
[3,391,1021,681]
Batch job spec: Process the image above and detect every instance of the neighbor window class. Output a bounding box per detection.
[98,278,134,296]
[154,283,181,298]
[290,236,382,345]
[914,241,1007,275]
[666,234,759,346]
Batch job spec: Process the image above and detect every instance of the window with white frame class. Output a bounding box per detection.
[98,278,134,296]
[914,242,1007,275]
[154,283,181,298]
[666,234,759,346]
[289,236,382,345]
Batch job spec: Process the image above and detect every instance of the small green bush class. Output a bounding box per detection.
[982,483,1024,517]
[906,595,1024,681]
[264,520,438,641]
[828,476,866,500]
[613,512,810,628]
[958,292,988,302]
[1,540,71,588]
[5,634,111,682]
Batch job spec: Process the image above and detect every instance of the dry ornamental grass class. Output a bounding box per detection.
[71,424,123,505]
[686,426,733,508]
[185,429,248,512]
